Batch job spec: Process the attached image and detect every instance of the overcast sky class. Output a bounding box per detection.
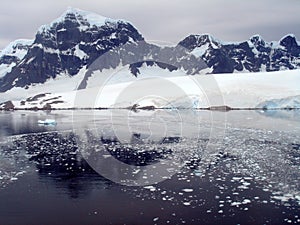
[1,0,300,49]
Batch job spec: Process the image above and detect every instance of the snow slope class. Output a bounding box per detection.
[2,68,300,109]
[0,39,33,58]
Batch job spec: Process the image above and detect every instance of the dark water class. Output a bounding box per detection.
[0,110,299,225]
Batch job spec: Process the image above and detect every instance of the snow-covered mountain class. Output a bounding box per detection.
[0,8,206,93]
[0,8,143,92]
[178,34,300,73]
[0,8,300,110]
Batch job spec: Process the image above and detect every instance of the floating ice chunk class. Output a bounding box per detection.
[182,188,193,193]
[144,186,156,192]
[231,202,242,207]
[183,201,191,206]
[242,182,251,186]
[38,119,57,125]
[153,217,159,222]
[132,169,140,174]
[242,199,251,204]
[238,185,249,189]
[16,171,25,175]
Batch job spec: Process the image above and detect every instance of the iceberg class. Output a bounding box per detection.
[37,119,57,125]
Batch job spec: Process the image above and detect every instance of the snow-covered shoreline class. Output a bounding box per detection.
[1,69,300,110]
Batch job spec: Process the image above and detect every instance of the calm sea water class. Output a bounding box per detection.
[0,109,299,225]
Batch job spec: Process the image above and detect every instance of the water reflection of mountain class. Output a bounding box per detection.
[37,160,112,199]
[12,132,112,198]
[77,130,189,186]
[3,130,184,197]
[99,133,175,166]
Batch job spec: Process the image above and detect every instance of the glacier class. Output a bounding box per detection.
[1,68,299,110]
[257,95,300,109]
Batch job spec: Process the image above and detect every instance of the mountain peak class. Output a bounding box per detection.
[191,33,217,44]
[63,7,118,26]
[38,8,127,34]
[250,34,265,46]
[279,34,299,48]
[178,33,220,51]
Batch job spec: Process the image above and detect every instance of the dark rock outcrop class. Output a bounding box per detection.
[0,101,15,110]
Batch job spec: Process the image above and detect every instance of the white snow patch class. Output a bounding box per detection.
[74,45,87,59]
[85,64,188,88]
[0,39,32,58]
[43,47,60,55]
[26,57,35,64]
[191,43,209,57]
[0,63,16,78]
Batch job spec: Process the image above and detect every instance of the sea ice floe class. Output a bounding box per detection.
[231,202,242,207]
[242,199,251,204]
[183,201,191,206]
[144,185,156,192]
[153,217,159,222]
